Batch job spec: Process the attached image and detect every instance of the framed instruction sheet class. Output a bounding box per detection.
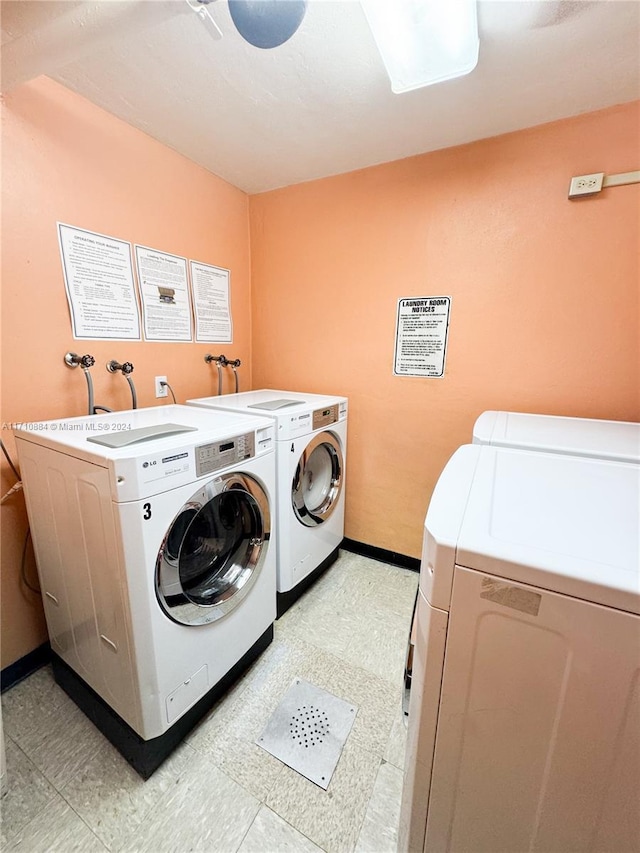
[135,245,192,342]
[190,261,232,343]
[393,296,451,378]
[58,223,141,340]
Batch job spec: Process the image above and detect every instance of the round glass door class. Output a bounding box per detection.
[292,432,343,527]
[156,474,270,626]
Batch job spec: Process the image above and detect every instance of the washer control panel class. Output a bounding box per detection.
[312,405,339,430]
[195,431,255,477]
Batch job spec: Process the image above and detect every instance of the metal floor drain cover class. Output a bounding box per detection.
[256,678,358,789]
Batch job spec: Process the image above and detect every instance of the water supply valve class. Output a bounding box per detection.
[64,352,95,369]
[107,360,134,375]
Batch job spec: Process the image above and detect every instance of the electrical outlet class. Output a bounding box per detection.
[155,376,168,398]
[568,172,604,199]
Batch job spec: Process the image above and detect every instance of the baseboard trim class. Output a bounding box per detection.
[1,642,51,693]
[341,538,420,572]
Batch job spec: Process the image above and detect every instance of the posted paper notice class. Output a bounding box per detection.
[393,297,451,378]
[190,261,232,343]
[135,246,192,342]
[58,223,141,340]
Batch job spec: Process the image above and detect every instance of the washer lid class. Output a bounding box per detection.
[13,404,274,466]
[455,445,640,615]
[473,410,640,464]
[187,389,348,440]
[87,423,197,448]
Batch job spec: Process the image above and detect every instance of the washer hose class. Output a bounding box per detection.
[125,376,138,409]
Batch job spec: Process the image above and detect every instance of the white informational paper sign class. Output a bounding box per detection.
[57,223,141,340]
[393,296,452,378]
[135,245,192,342]
[190,261,233,343]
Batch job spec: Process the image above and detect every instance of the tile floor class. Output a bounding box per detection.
[1,551,418,853]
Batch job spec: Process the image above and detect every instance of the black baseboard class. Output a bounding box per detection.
[1,642,51,693]
[51,624,274,779]
[341,538,420,572]
[276,546,340,618]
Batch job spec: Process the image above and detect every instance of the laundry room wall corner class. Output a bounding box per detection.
[1,77,254,670]
[248,100,640,560]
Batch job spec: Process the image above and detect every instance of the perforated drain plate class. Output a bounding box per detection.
[256,678,358,789]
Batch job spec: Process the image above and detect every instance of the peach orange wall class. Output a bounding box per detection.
[250,102,640,559]
[1,78,252,668]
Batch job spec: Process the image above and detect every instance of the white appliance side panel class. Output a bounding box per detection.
[398,590,448,853]
[19,448,76,658]
[420,445,481,611]
[472,410,640,464]
[425,566,640,853]
[75,476,139,722]
[276,421,347,593]
[17,441,141,730]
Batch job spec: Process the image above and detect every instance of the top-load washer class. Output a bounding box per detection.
[15,404,277,777]
[187,390,347,616]
[399,444,640,853]
[473,410,640,463]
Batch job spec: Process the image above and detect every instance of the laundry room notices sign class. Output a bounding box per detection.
[393,297,451,378]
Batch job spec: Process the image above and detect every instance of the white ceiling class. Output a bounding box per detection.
[2,1,639,193]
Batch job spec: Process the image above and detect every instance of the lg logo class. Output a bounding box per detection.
[142,460,158,469]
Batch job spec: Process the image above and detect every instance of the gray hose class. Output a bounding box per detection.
[126,376,138,409]
[1,440,20,479]
[232,365,239,394]
[217,364,223,396]
[83,368,95,416]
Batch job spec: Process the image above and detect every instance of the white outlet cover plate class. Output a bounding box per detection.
[568,172,604,198]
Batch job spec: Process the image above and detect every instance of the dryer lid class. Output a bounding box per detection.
[473,410,640,464]
[456,445,640,615]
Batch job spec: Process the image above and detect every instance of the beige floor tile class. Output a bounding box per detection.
[237,805,325,853]
[0,736,58,846]
[340,603,410,686]
[2,667,76,743]
[337,556,419,620]
[276,592,356,658]
[3,796,107,852]
[266,740,380,853]
[354,761,404,853]
[121,752,259,853]
[59,739,195,851]
[192,727,286,802]
[13,699,105,789]
[383,701,408,771]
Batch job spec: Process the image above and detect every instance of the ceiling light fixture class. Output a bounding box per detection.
[360,0,479,93]
[227,0,307,49]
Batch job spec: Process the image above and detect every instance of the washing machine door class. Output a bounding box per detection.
[155,473,270,626]
[292,431,343,527]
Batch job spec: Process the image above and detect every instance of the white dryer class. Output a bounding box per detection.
[473,410,640,463]
[15,405,277,777]
[187,390,347,616]
[400,444,640,853]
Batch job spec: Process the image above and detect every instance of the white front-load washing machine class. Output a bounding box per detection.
[187,390,347,616]
[15,404,277,777]
[473,410,640,463]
